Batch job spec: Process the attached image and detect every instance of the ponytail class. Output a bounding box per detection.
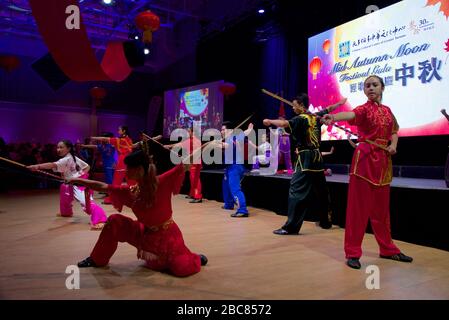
[124,150,158,208]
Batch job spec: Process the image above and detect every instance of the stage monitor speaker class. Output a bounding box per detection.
[31,53,70,91]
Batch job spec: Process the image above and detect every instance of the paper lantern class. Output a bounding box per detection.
[90,87,106,99]
[309,56,322,80]
[90,87,106,107]
[0,55,20,72]
[219,83,236,96]
[135,11,160,43]
[322,39,331,54]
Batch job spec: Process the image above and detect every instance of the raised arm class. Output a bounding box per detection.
[132,141,142,148]
[209,140,231,149]
[90,137,110,143]
[163,141,182,150]
[326,97,347,113]
[66,177,108,192]
[263,119,289,128]
[322,112,355,125]
[243,123,254,136]
[321,146,335,156]
[152,135,162,141]
[27,162,57,171]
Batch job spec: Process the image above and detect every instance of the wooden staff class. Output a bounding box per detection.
[145,113,254,165]
[140,134,165,148]
[140,133,184,159]
[183,113,254,164]
[261,89,389,151]
[194,113,254,153]
[0,156,64,181]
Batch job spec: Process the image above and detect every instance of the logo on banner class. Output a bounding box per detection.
[339,41,350,58]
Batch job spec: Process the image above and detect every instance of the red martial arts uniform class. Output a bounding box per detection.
[110,136,133,186]
[180,136,202,200]
[90,164,202,277]
[344,100,401,259]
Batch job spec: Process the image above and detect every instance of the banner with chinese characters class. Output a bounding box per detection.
[308,0,449,139]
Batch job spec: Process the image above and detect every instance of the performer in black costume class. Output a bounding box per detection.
[263,93,345,234]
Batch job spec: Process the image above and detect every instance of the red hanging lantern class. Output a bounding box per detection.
[309,56,322,80]
[90,87,106,99]
[219,82,236,96]
[322,39,331,54]
[90,87,106,107]
[279,102,285,118]
[0,55,20,72]
[135,10,161,43]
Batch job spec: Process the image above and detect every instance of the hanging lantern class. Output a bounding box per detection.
[90,87,107,107]
[309,56,322,80]
[322,39,331,54]
[135,10,160,44]
[219,82,236,96]
[0,55,20,72]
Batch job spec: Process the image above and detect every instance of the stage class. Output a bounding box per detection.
[197,169,449,252]
[1,191,449,300]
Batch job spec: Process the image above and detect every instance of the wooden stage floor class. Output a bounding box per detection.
[1,190,449,300]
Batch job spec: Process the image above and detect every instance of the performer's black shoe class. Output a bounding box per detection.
[319,222,332,229]
[230,212,249,218]
[200,254,208,266]
[77,257,97,268]
[346,258,361,269]
[380,252,413,263]
[273,228,298,235]
[189,198,202,203]
[221,205,234,210]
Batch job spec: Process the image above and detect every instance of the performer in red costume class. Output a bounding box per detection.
[91,125,134,204]
[164,127,203,203]
[322,75,413,269]
[70,150,207,277]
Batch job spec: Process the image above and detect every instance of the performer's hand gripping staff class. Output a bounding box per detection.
[261,89,388,152]
[0,156,64,183]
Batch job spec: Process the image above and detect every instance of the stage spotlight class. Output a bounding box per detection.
[144,48,150,55]
[134,35,139,40]
[258,9,265,14]
[102,0,112,5]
